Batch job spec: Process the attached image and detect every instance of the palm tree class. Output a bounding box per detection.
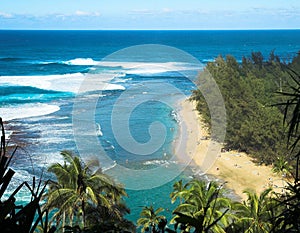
[44,151,128,231]
[272,156,293,195]
[170,180,187,204]
[83,201,136,233]
[272,156,292,179]
[232,188,276,233]
[172,179,232,233]
[137,205,166,233]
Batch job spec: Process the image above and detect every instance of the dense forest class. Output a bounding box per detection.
[191,51,300,167]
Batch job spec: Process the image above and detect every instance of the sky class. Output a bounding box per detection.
[0,0,299,30]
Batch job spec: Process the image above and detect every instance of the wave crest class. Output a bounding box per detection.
[63,58,99,66]
[1,103,60,121]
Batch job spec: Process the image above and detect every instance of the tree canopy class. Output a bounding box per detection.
[191,52,300,165]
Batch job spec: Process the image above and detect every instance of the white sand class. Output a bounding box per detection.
[178,98,286,200]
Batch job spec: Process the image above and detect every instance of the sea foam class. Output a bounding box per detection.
[63,58,99,66]
[0,103,60,121]
[98,61,201,75]
[0,73,125,93]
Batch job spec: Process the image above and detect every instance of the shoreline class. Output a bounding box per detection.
[177,98,286,200]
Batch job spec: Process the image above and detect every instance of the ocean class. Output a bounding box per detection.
[1,30,300,223]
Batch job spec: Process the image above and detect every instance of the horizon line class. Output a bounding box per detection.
[0,28,300,31]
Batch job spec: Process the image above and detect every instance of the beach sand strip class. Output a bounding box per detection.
[178,98,286,200]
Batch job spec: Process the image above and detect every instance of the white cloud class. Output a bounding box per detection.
[162,8,173,13]
[249,7,300,17]
[75,10,89,16]
[0,12,13,18]
[36,11,101,20]
[74,10,100,17]
[130,9,154,15]
[277,8,300,17]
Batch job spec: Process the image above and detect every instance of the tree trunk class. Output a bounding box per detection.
[82,199,85,228]
[62,211,66,233]
[151,223,155,233]
[70,212,73,227]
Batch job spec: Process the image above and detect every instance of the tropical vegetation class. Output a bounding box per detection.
[137,206,166,233]
[0,51,300,232]
[44,151,134,232]
[137,51,300,232]
[190,51,300,165]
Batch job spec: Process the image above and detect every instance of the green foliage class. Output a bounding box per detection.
[171,180,232,233]
[273,182,300,232]
[272,156,293,177]
[137,206,166,233]
[272,67,300,232]
[138,179,287,233]
[230,188,278,233]
[44,151,134,232]
[170,180,188,204]
[191,52,299,165]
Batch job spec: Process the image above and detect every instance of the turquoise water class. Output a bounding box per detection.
[1,30,300,223]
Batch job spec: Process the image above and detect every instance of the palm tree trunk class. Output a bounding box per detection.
[151,223,155,233]
[62,211,66,233]
[82,199,85,228]
[70,212,73,227]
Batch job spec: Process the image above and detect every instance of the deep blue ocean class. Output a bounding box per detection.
[1,30,300,223]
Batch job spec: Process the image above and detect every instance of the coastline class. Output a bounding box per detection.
[177,98,286,200]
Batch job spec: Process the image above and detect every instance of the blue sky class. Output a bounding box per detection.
[0,0,299,29]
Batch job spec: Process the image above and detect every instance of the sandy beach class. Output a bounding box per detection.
[178,98,286,200]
